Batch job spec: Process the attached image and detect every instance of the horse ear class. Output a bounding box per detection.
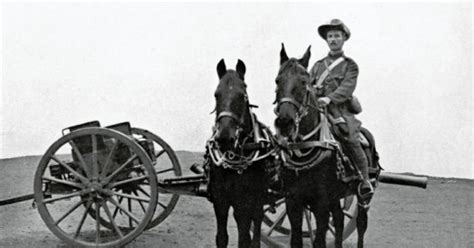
[236,59,246,79]
[298,45,311,69]
[280,43,289,65]
[217,59,227,79]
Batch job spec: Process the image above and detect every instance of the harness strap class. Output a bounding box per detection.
[301,123,321,141]
[332,116,346,124]
[319,112,338,142]
[278,97,302,110]
[216,111,240,123]
[208,107,276,172]
[287,141,334,150]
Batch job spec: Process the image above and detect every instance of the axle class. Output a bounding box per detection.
[158,175,209,198]
[378,171,428,189]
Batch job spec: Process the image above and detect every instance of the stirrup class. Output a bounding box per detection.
[357,180,374,204]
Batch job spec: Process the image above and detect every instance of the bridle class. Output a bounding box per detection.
[207,96,276,173]
[274,72,338,171]
[216,111,242,125]
[275,83,321,142]
[214,110,245,149]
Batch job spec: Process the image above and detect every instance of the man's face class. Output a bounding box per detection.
[326,30,345,52]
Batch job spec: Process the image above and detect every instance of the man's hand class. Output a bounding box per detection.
[317,97,331,106]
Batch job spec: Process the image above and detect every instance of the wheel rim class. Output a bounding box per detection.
[131,128,182,229]
[34,127,158,248]
[260,195,359,247]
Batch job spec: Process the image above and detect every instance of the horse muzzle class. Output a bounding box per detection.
[214,123,241,153]
[275,116,297,140]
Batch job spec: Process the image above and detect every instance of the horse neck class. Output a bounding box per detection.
[240,105,254,137]
[299,109,320,138]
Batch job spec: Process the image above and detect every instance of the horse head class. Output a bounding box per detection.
[274,43,319,141]
[213,59,251,152]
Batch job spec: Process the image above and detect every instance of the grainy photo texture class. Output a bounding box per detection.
[1,2,472,248]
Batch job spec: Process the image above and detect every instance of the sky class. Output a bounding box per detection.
[1,2,472,178]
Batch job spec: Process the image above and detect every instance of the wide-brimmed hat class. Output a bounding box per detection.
[318,19,351,40]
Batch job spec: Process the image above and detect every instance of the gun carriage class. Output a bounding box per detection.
[0,120,427,247]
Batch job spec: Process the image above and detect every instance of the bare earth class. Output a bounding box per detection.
[0,152,472,248]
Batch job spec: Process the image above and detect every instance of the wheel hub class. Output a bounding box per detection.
[84,181,108,200]
[90,182,102,191]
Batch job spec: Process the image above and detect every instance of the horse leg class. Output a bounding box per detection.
[286,197,304,248]
[356,204,369,248]
[250,202,264,248]
[329,200,344,248]
[311,197,329,248]
[233,204,252,248]
[213,200,231,248]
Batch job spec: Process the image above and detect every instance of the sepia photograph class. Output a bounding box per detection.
[1,2,472,247]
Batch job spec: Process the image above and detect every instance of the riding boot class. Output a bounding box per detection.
[345,142,373,201]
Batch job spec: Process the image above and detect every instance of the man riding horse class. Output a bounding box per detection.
[309,19,374,201]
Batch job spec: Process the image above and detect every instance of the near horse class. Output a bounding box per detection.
[273,44,380,248]
[205,59,276,248]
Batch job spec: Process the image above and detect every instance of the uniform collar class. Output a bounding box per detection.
[328,50,344,59]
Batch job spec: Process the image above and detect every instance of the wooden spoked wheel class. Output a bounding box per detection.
[260,195,358,247]
[84,128,182,231]
[34,127,158,248]
[131,127,182,229]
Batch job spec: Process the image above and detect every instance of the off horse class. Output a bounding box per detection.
[273,44,379,248]
[206,59,275,248]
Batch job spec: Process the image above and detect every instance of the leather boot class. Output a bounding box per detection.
[346,142,373,201]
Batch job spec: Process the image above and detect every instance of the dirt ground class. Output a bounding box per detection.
[0,153,472,248]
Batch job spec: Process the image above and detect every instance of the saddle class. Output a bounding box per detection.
[306,114,365,180]
[331,127,380,183]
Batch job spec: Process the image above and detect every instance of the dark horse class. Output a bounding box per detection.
[274,44,378,248]
[206,59,274,248]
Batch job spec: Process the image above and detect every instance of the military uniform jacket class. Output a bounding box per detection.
[309,51,361,142]
[309,51,358,105]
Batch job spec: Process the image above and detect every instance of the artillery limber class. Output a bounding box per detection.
[0,120,427,247]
